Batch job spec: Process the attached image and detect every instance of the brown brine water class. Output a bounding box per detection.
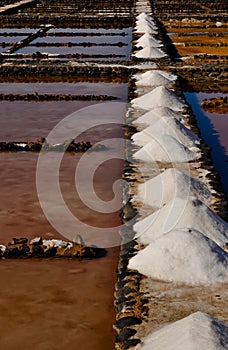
[0,82,128,349]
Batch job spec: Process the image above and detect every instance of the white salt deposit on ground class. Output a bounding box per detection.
[136,33,162,47]
[42,239,73,250]
[132,107,186,126]
[133,134,200,162]
[0,244,6,253]
[128,228,228,284]
[136,312,228,350]
[135,168,212,209]
[134,196,228,247]
[131,86,186,111]
[135,46,167,59]
[132,117,200,148]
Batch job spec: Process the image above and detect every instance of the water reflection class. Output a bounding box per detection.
[185,92,228,198]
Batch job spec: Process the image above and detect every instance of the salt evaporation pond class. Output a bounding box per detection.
[185,92,228,198]
[0,82,128,349]
[0,82,127,141]
[14,27,132,61]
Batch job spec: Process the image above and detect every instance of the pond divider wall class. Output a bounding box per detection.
[114,1,228,349]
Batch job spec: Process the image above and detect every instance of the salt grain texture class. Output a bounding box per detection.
[135,46,167,59]
[135,22,157,34]
[135,70,173,86]
[136,168,212,209]
[136,33,162,47]
[128,228,228,284]
[132,117,200,148]
[132,107,186,126]
[136,312,228,350]
[133,134,200,162]
[134,197,228,247]
[131,86,186,111]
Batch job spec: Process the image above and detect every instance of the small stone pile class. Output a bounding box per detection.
[0,236,107,259]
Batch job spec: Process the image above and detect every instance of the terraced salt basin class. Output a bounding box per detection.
[0,82,127,141]
[12,27,132,61]
[185,92,228,198]
[0,81,127,349]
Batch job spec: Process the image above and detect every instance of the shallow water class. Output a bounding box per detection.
[32,35,130,45]
[16,45,130,58]
[0,82,127,141]
[0,35,27,43]
[0,81,128,96]
[185,92,228,198]
[0,82,127,349]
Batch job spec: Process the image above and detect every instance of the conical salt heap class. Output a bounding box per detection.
[133,134,200,162]
[135,46,167,59]
[135,168,212,209]
[134,196,228,247]
[136,33,162,48]
[131,86,186,111]
[136,312,228,350]
[132,117,200,148]
[129,228,228,284]
[133,107,186,126]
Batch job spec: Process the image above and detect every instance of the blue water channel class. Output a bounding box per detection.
[185,92,228,198]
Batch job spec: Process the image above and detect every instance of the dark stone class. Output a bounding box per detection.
[116,328,137,342]
[32,245,44,257]
[115,300,137,313]
[82,246,107,259]
[18,244,30,256]
[115,287,137,299]
[115,280,128,290]
[12,237,28,245]
[6,246,20,258]
[114,316,142,329]
[45,246,57,257]
[115,295,134,305]
[121,200,137,220]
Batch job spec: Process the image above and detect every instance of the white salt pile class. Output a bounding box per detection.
[133,107,186,126]
[136,17,157,27]
[135,21,157,34]
[132,117,200,148]
[128,228,228,284]
[133,134,200,162]
[135,46,166,59]
[136,312,228,350]
[136,33,162,48]
[134,197,228,247]
[135,168,212,209]
[135,70,173,86]
[136,12,153,21]
[135,37,162,49]
[131,86,186,111]
[135,69,176,86]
